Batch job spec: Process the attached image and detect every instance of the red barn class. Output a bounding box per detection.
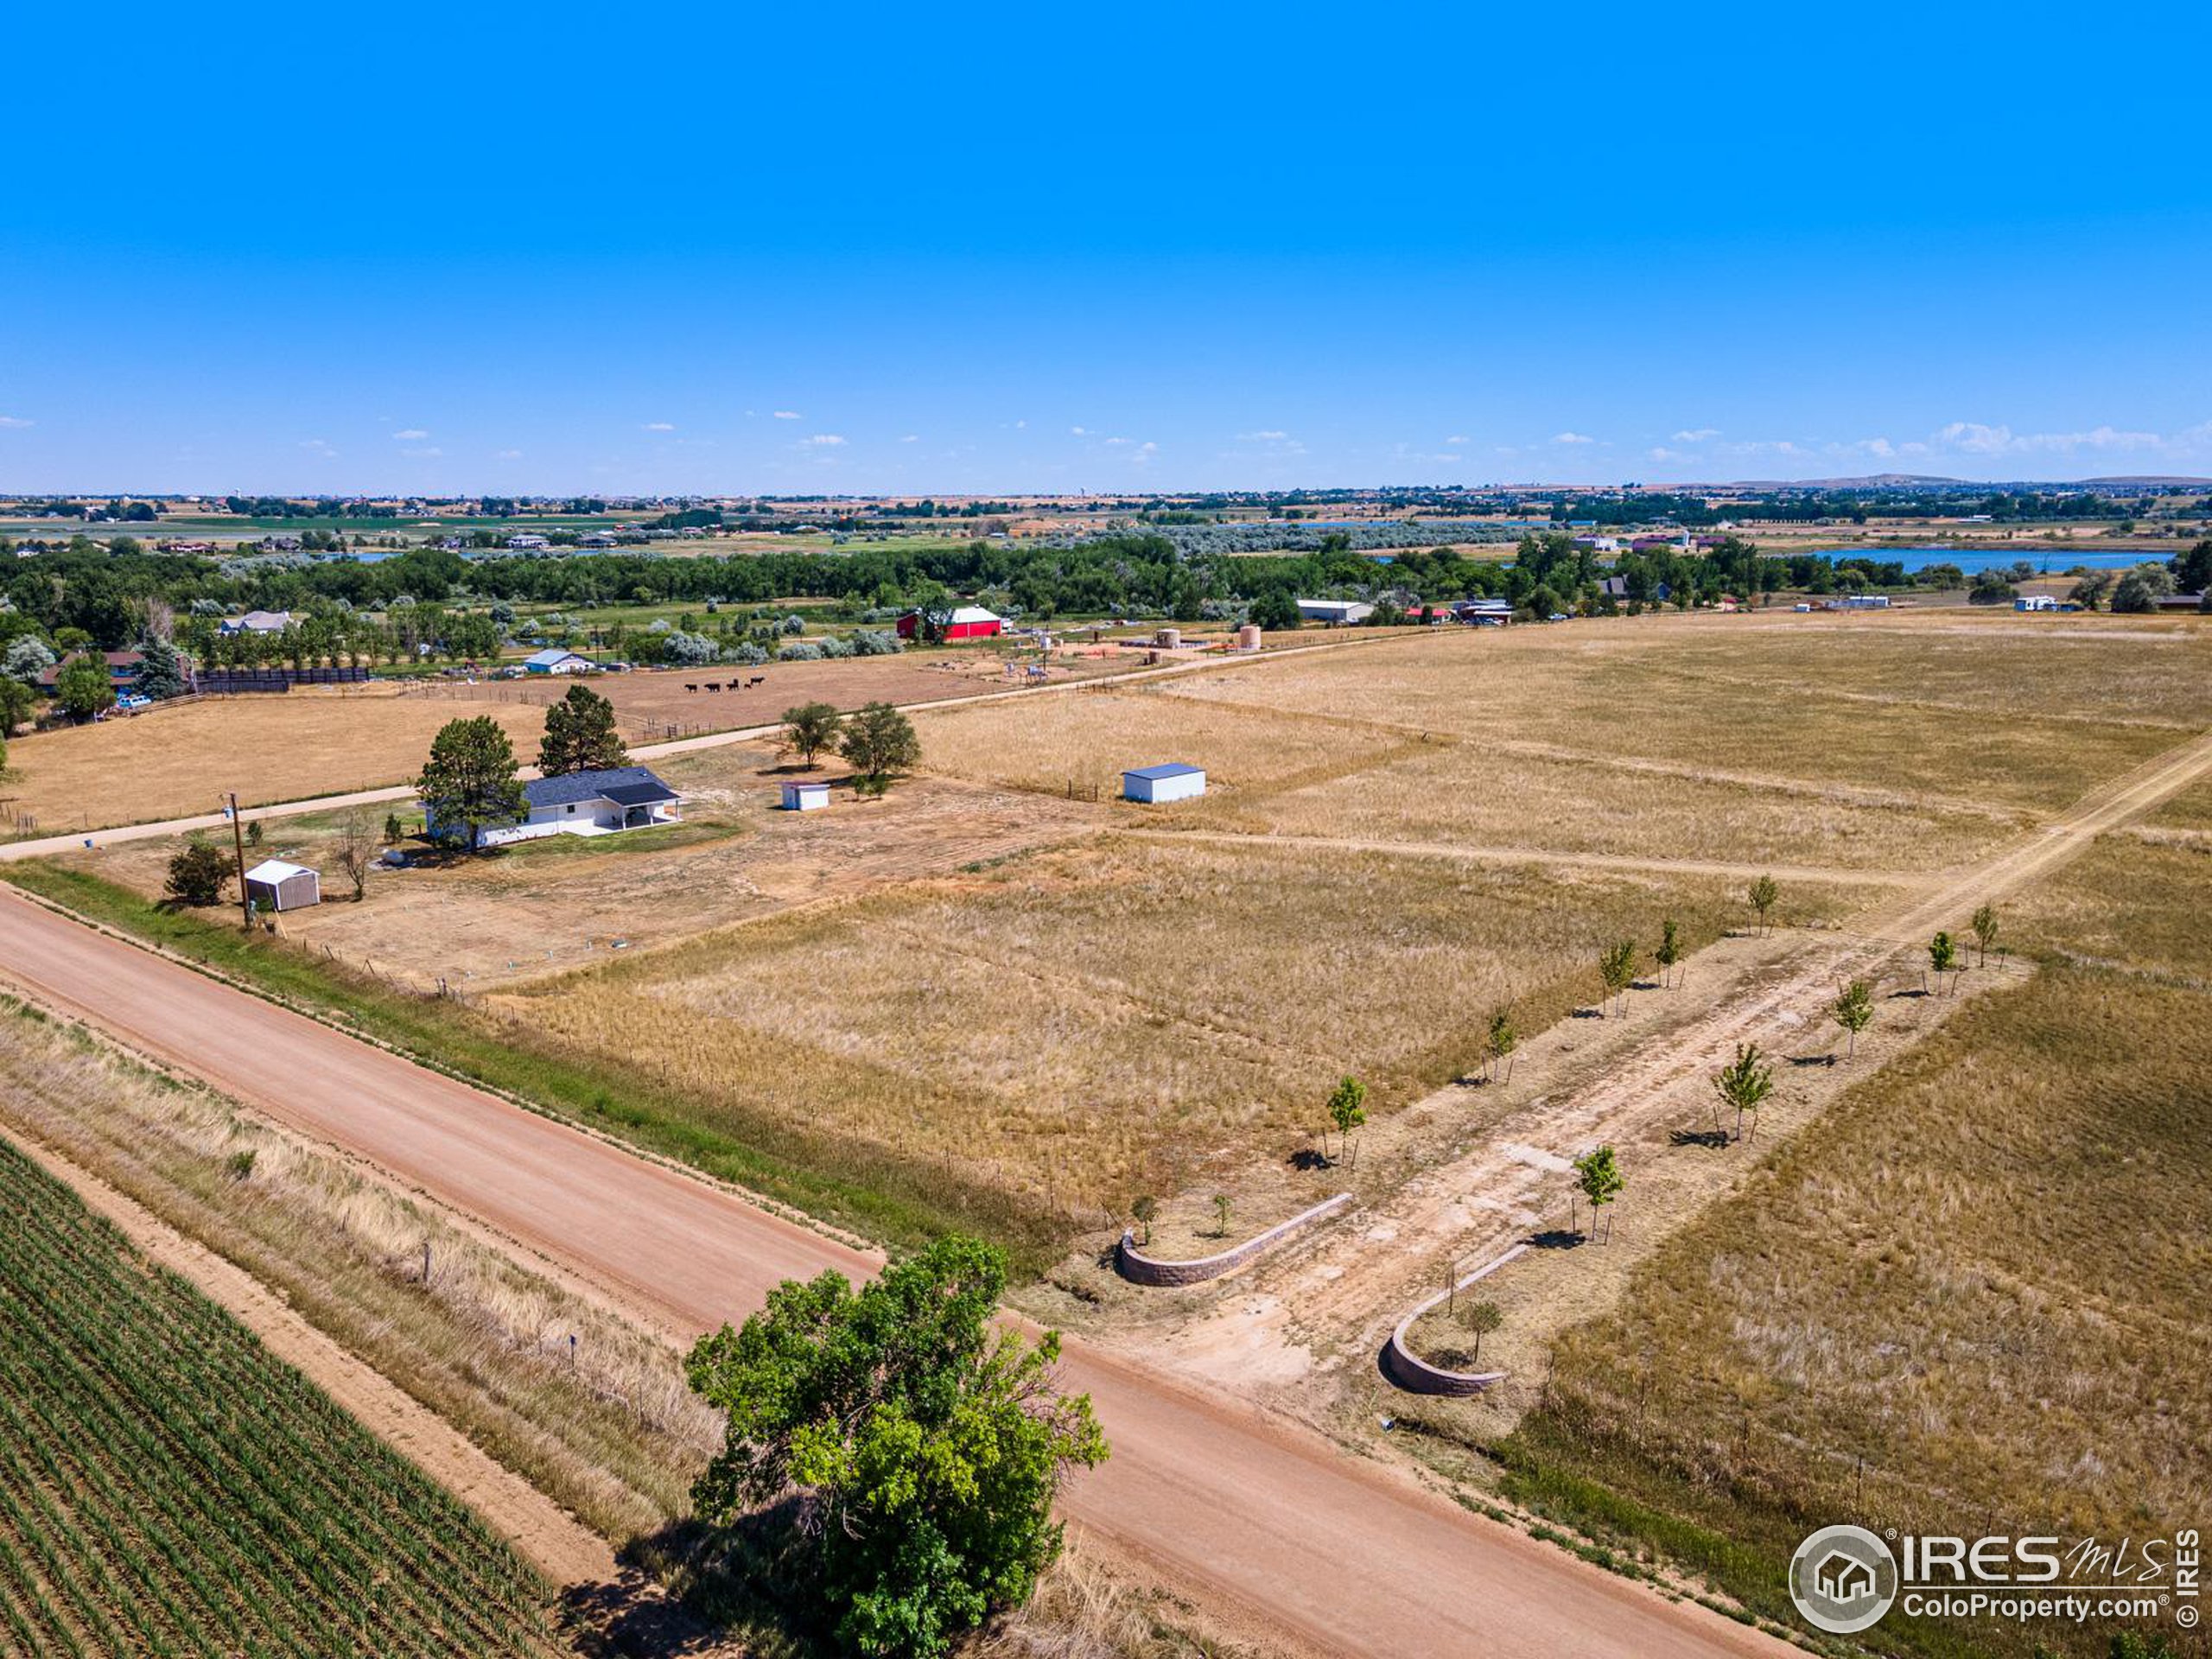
[896,606,1005,641]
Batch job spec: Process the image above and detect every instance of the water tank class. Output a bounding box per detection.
[1154,626,1181,649]
[1237,625,1262,651]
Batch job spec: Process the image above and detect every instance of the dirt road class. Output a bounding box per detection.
[0,884,1783,1659]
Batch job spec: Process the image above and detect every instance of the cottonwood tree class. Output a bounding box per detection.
[1325,1075,1368,1166]
[163,843,231,907]
[1460,1300,1503,1367]
[1129,1196,1157,1247]
[1487,1009,1519,1083]
[1713,1042,1774,1142]
[839,701,921,796]
[1573,1146,1624,1241]
[416,716,526,851]
[1831,979,1875,1059]
[1929,931,1960,994]
[683,1236,1106,1658]
[780,701,842,766]
[54,654,114,721]
[1599,940,1637,1016]
[1655,918,1682,988]
[1970,903,2001,968]
[1748,874,1779,936]
[537,683,629,776]
[333,809,375,901]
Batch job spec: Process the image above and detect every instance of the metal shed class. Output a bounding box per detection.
[780,780,831,811]
[1122,764,1207,804]
[243,858,321,912]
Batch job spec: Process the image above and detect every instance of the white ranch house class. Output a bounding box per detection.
[425,766,683,848]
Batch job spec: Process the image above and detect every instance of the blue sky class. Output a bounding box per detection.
[4,1,2208,495]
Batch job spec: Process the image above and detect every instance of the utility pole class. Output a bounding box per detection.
[225,791,251,931]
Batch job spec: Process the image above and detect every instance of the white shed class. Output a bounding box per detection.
[780,780,831,811]
[1122,764,1206,804]
[243,858,321,912]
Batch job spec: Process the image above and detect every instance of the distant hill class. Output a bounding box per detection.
[2075,475,2212,487]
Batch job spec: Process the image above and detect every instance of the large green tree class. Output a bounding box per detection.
[838,701,921,794]
[54,654,115,721]
[684,1236,1107,1657]
[536,683,630,776]
[416,716,526,850]
[780,700,842,766]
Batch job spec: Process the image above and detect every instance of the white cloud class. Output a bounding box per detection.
[298,438,337,457]
[804,433,847,447]
[1238,429,1291,442]
[1445,435,1468,445]
[1103,436,1132,447]
[403,446,443,458]
[391,428,429,441]
[1647,447,1681,462]
[0,415,32,429]
[772,410,803,421]
[1070,425,1088,435]
[1934,421,2164,457]
[899,434,919,443]
[496,448,524,460]
[642,422,675,432]
[1015,419,1027,429]
[1553,431,1595,445]
[1670,428,1719,443]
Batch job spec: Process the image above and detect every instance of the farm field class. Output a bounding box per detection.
[0,647,1063,834]
[0,1122,564,1658]
[491,832,1852,1230]
[1488,823,2212,1658]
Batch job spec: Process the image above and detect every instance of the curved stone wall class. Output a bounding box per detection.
[1381,1243,1529,1395]
[1116,1192,1353,1287]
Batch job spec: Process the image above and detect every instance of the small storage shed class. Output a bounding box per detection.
[1122,764,1206,804]
[780,780,831,811]
[243,858,321,912]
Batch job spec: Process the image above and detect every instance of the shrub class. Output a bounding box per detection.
[164,843,232,907]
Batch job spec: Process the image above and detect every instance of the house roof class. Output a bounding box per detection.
[244,859,315,883]
[524,647,590,666]
[949,606,1001,625]
[523,766,677,809]
[1123,764,1205,782]
[225,609,295,632]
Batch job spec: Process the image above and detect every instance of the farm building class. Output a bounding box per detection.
[780,780,831,811]
[1295,599,1374,626]
[426,766,683,847]
[2015,594,2060,612]
[895,606,1004,641]
[1837,594,1891,610]
[34,650,156,694]
[1123,764,1206,804]
[523,647,594,674]
[243,858,320,912]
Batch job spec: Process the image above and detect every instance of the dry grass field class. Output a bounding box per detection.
[0,650,1046,833]
[64,741,1103,989]
[1490,825,2212,1656]
[491,834,1815,1226]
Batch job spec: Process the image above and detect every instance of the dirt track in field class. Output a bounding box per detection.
[0,884,1788,1659]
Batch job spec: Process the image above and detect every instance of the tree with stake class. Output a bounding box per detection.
[1573,1146,1624,1242]
[683,1236,1106,1658]
[1929,931,1959,995]
[1713,1042,1774,1142]
[1599,940,1637,1017]
[1212,1193,1234,1237]
[1748,874,1779,936]
[1971,903,2000,969]
[1325,1075,1368,1166]
[1460,1300,1503,1368]
[1831,979,1874,1060]
[779,701,842,766]
[1486,1008,1522,1084]
[537,683,630,776]
[1129,1196,1157,1247]
[1655,918,1681,989]
[333,809,375,902]
[417,715,527,852]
